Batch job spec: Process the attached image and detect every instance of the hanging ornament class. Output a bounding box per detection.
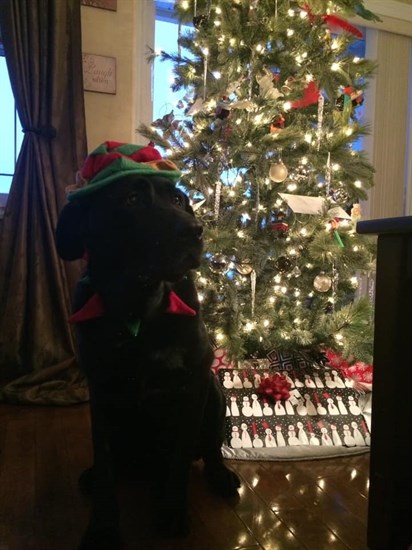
[251,269,257,317]
[269,113,286,134]
[193,14,208,28]
[270,220,289,235]
[215,96,231,120]
[290,80,320,109]
[209,254,229,274]
[193,0,209,29]
[329,219,344,247]
[202,47,209,100]
[303,5,363,38]
[281,75,296,95]
[291,265,302,278]
[351,203,362,223]
[257,69,283,100]
[235,260,254,275]
[152,110,176,130]
[275,256,293,273]
[269,161,288,183]
[214,179,222,220]
[313,272,332,292]
[250,269,256,317]
[325,152,332,195]
[316,94,325,151]
[322,14,363,38]
[336,86,364,112]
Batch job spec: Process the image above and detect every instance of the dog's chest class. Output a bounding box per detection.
[79,311,206,392]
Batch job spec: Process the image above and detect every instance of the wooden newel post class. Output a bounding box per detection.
[357,216,412,550]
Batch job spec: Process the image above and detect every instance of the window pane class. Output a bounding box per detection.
[153,19,191,120]
[0,56,23,193]
[0,175,13,194]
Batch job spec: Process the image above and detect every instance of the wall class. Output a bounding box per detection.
[81,0,154,152]
[355,1,412,219]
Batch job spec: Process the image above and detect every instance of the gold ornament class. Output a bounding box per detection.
[313,272,332,292]
[269,161,288,183]
[236,260,254,275]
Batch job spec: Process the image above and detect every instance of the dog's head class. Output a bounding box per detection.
[56,142,203,283]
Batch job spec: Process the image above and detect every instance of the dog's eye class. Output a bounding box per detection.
[173,194,185,207]
[126,193,139,207]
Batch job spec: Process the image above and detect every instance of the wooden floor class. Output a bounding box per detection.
[0,403,370,550]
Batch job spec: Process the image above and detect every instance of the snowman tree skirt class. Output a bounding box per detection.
[213,350,371,461]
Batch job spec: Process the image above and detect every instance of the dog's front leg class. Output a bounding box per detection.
[79,387,123,550]
[154,389,201,538]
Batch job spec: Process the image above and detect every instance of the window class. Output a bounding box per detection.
[152,3,366,147]
[0,45,23,214]
[153,1,191,123]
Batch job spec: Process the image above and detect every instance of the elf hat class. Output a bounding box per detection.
[67,141,181,201]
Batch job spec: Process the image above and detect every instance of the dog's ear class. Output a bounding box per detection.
[56,200,89,261]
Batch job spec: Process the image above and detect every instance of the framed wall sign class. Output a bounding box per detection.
[81,0,117,11]
[82,53,116,95]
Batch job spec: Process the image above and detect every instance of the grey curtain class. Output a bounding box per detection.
[0,0,89,404]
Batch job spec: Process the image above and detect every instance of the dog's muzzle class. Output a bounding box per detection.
[177,220,203,244]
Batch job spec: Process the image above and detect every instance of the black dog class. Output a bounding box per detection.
[56,172,240,548]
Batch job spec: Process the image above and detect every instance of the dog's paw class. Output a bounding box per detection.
[155,508,190,538]
[78,524,124,550]
[205,464,241,498]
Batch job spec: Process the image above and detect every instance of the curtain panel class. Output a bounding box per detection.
[0,0,89,404]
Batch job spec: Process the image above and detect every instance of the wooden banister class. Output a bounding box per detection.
[357,216,412,550]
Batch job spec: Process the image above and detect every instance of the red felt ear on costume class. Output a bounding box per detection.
[167,291,196,316]
[68,293,105,323]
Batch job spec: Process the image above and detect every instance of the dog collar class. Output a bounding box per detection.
[68,290,197,330]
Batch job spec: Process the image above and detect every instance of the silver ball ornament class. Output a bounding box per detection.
[209,254,229,274]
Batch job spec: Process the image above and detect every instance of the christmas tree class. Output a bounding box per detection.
[139,0,379,365]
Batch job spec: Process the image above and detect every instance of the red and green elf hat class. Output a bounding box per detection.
[67,141,181,201]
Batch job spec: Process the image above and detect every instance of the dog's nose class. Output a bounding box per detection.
[178,221,203,242]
